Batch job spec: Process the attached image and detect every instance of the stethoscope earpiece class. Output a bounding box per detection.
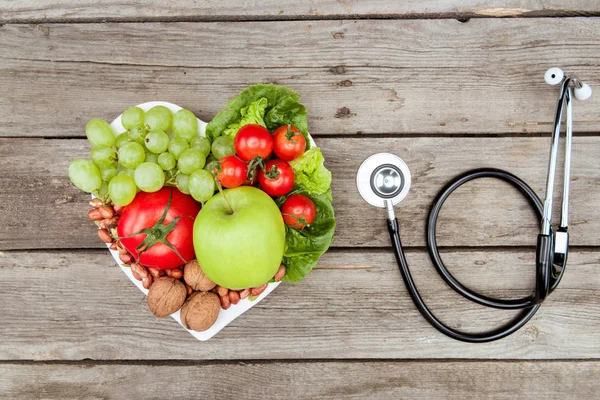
[545,67,592,100]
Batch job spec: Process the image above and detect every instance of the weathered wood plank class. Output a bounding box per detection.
[1,248,598,360]
[1,19,599,137]
[1,361,599,399]
[1,137,598,250]
[1,1,599,22]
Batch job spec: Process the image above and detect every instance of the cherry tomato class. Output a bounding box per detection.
[234,124,274,162]
[281,194,316,229]
[273,125,306,161]
[214,155,248,188]
[118,187,200,270]
[258,159,295,197]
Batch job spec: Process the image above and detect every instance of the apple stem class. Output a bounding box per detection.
[216,180,234,215]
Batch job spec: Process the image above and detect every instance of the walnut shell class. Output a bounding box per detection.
[180,291,220,332]
[184,260,216,292]
[147,277,187,318]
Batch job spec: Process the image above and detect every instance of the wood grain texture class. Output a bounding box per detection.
[1,137,598,250]
[1,248,598,360]
[1,19,600,137]
[1,0,599,22]
[1,361,599,399]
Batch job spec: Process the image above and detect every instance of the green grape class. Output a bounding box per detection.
[176,173,190,194]
[172,109,198,142]
[206,154,217,164]
[108,174,137,206]
[144,130,170,154]
[128,126,147,144]
[145,105,172,131]
[168,137,189,160]
[190,136,211,156]
[211,136,235,159]
[118,142,145,169]
[145,152,159,164]
[86,119,116,147]
[158,152,176,170]
[68,159,102,193]
[100,165,117,182]
[189,169,216,203]
[118,168,136,180]
[134,162,165,192]
[115,132,130,148]
[204,160,219,175]
[121,106,145,130]
[178,148,206,175]
[95,181,109,199]
[90,145,117,168]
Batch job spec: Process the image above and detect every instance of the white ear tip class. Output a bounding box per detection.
[575,82,592,100]
[545,67,564,85]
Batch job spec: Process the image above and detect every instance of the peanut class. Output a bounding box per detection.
[131,269,142,281]
[99,216,119,230]
[88,209,103,221]
[89,198,104,208]
[119,252,133,264]
[165,269,172,277]
[185,283,193,296]
[109,241,118,251]
[142,275,153,289]
[274,264,286,282]
[251,284,268,297]
[216,286,229,297]
[148,268,164,278]
[112,203,123,214]
[220,294,231,310]
[239,288,251,299]
[131,263,149,279]
[98,229,113,243]
[170,269,183,279]
[98,205,115,219]
[118,245,129,256]
[228,290,240,305]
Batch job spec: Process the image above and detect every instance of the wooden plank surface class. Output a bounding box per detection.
[1,19,600,137]
[2,1,600,22]
[1,361,599,399]
[1,248,598,360]
[1,137,598,250]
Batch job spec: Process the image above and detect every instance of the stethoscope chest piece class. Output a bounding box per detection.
[356,153,411,208]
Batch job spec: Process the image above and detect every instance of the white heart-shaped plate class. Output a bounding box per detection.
[98,101,314,340]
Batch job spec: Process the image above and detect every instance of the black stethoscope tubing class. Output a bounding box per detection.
[388,168,566,343]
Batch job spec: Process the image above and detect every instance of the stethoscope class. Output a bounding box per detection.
[356,68,592,343]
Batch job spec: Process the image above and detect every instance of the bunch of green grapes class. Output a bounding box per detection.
[68,105,233,206]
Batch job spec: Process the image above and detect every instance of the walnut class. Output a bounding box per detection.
[180,291,220,332]
[183,260,216,292]
[147,277,187,318]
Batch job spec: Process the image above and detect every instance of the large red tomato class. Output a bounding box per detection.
[117,187,200,269]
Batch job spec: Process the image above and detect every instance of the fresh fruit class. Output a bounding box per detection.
[281,194,316,229]
[90,146,117,168]
[145,105,172,131]
[115,132,130,148]
[121,106,145,130]
[108,174,137,206]
[211,136,235,159]
[118,187,200,269]
[100,165,117,182]
[144,130,170,154]
[214,155,248,188]
[234,124,273,162]
[134,162,165,192]
[147,277,187,317]
[158,152,176,171]
[258,159,294,197]
[180,291,220,332]
[128,126,147,144]
[190,136,211,156]
[86,119,115,147]
[193,186,285,289]
[273,125,306,161]
[118,142,146,169]
[68,159,103,193]
[188,169,216,203]
[178,148,206,175]
[172,109,198,141]
[168,137,189,160]
[176,173,190,194]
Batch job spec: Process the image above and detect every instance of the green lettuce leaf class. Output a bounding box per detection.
[289,147,332,195]
[206,84,310,148]
[278,188,336,282]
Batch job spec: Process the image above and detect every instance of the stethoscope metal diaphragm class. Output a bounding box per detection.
[356,153,411,208]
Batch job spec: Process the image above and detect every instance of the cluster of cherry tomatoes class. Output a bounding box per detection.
[212,124,316,229]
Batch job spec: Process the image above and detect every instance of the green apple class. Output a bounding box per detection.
[193,186,285,289]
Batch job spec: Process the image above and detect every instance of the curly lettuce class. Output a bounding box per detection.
[289,147,332,195]
[222,97,268,138]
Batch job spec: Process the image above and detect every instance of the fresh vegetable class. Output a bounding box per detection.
[289,147,332,195]
[281,194,316,229]
[233,124,274,162]
[118,187,200,270]
[258,159,294,197]
[193,187,285,289]
[222,97,268,138]
[214,155,248,188]
[273,125,306,161]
